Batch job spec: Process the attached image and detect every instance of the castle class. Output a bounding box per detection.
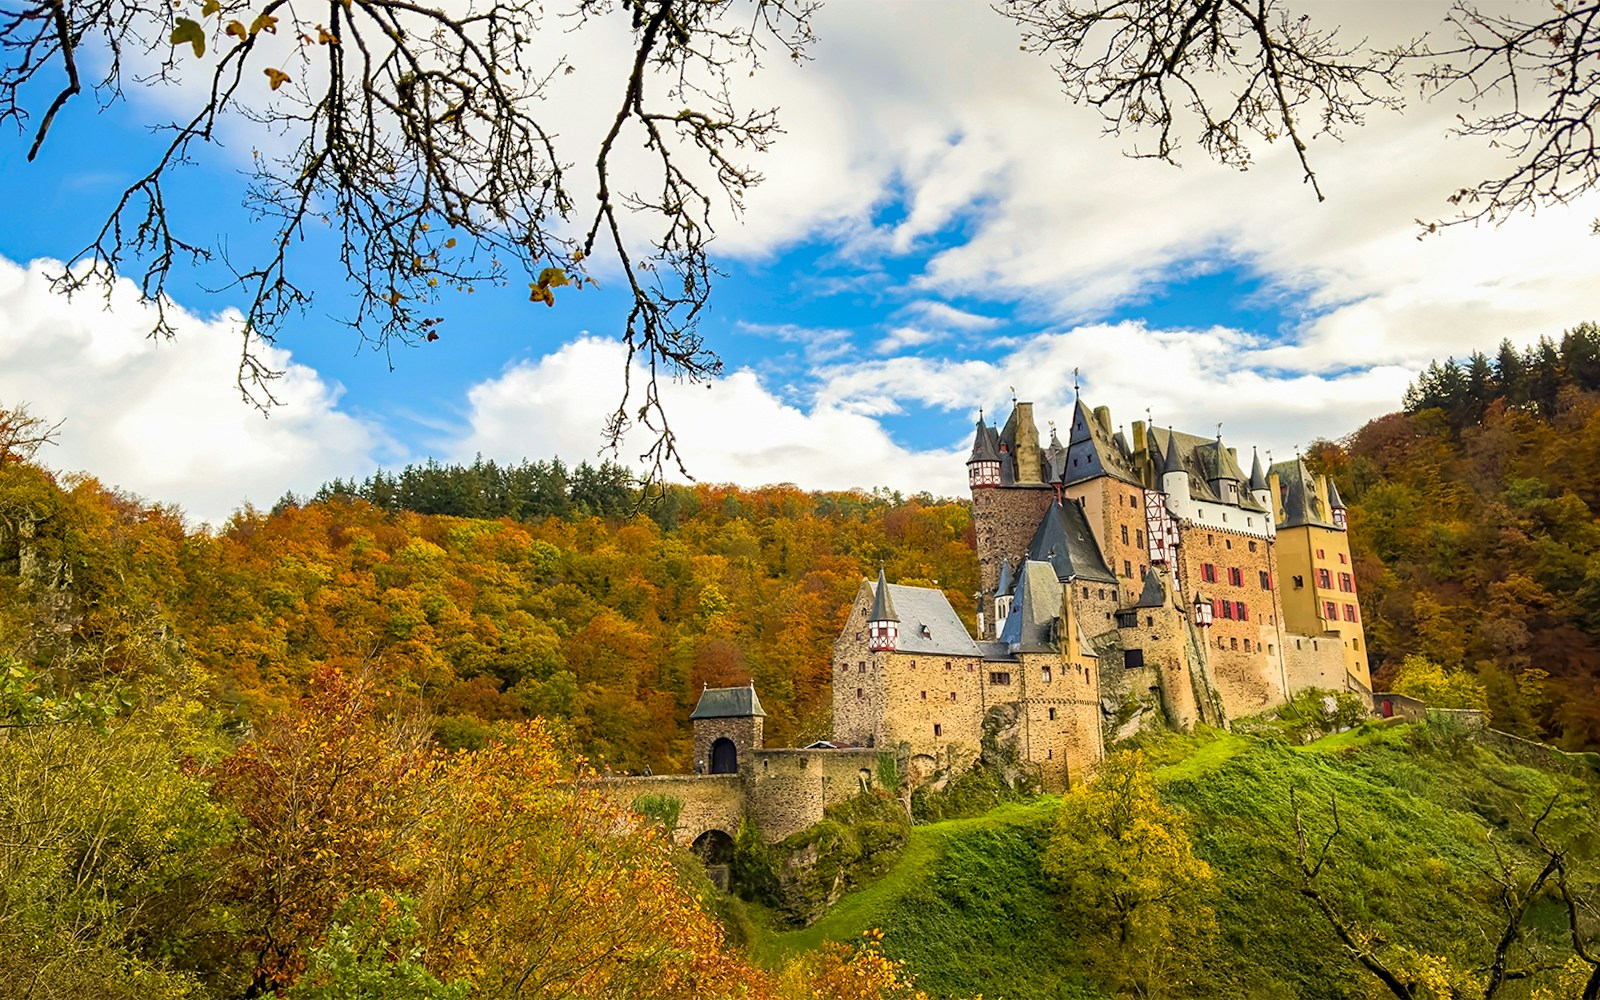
[608,396,1368,848]
[831,397,1369,791]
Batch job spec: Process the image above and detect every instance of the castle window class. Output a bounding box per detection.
[1123,648,1145,669]
[933,724,942,737]
[1201,563,1217,583]
[1146,615,1153,626]
[1353,639,1360,651]
[1229,567,1243,586]
[1219,601,1233,620]
[1324,601,1338,619]
[1343,604,1358,622]
[1230,637,1238,650]
[1316,548,1326,559]
[989,672,1012,686]
[1041,666,1052,683]
[1207,534,1214,545]
[1268,644,1275,655]
[1222,512,1228,522]
[1121,525,1130,544]
[1249,540,1257,552]
[1123,559,1132,577]
[1136,528,1144,546]
[1318,569,1332,588]
[1340,553,1348,564]
[856,688,863,699]
[1225,538,1232,549]
[1293,575,1304,589]
[1098,588,1106,599]
[1248,518,1254,527]
[967,664,975,672]
[855,631,862,640]
[1244,639,1252,651]
[945,661,952,670]
[1339,573,1354,592]
[1116,611,1137,628]
[921,691,927,700]
[1295,638,1303,650]
[1260,570,1271,589]
[1048,707,1057,720]
[1048,749,1053,759]
[1236,601,1248,620]
[1218,637,1227,649]
[949,691,957,701]
[858,661,866,673]
[910,660,917,669]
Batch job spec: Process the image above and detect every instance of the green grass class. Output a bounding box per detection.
[737,723,1600,1000]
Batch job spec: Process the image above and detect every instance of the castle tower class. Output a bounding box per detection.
[690,682,766,775]
[1269,458,1370,692]
[867,566,899,652]
[966,414,1002,489]
[1249,448,1270,510]
[1160,428,1191,512]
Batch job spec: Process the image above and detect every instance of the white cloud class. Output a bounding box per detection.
[451,336,964,496]
[901,301,1004,332]
[875,325,944,355]
[0,257,389,525]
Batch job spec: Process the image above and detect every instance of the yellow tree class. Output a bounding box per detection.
[416,722,756,1000]
[1043,750,1216,997]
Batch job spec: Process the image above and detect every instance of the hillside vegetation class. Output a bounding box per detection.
[754,722,1600,1000]
[1320,322,1600,749]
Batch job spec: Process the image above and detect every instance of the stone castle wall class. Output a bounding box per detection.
[1282,632,1351,696]
[972,485,1055,615]
[693,715,763,774]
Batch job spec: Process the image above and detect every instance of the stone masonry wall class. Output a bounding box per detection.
[1282,632,1351,696]
[693,715,763,775]
[744,748,883,841]
[1178,525,1287,717]
[599,773,744,845]
[832,580,890,746]
[972,485,1056,619]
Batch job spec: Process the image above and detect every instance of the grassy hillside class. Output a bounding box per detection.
[749,722,1600,1000]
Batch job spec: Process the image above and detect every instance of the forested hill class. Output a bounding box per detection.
[0,453,976,770]
[1320,322,1600,749]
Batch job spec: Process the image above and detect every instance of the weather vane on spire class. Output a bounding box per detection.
[1072,367,1081,399]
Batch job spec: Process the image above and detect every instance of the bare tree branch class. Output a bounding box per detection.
[2,0,816,478]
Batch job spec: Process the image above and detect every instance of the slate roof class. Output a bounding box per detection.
[690,684,767,719]
[1026,500,1118,584]
[876,582,982,657]
[967,417,1001,464]
[995,557,1015,598]
[1271,458,1339,529]
[869,566,899,622]
[1134,567,1167,608]
[1146,426,1269,513]
[1326,478,1345,510]
[1064,400,1143,486]
[1249,449,1267,492]
[998,559,1061,653]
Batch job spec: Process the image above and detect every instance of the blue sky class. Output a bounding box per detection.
[3,1,1599,524]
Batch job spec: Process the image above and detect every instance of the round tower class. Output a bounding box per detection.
[1328,477,1348,530]
[867,565,899,652]
[1160,428,1190,512]
[966,413,1001,489]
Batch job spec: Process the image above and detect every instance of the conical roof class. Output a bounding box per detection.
[995,557,1015,598]
[869,566,899,622]
[1044,427,1069,483]
[1326,477,1346,509]
[1249,448,1267,492]
[1161,427,1185,477]
[967,415,1000,464]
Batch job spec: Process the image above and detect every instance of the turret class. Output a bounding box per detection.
[1043,426,1068,484]
[1249,448,1270,509]
[1327,477,1348,530]
[994,557,1015,629]
[966,413,1001,489]
[1208,433,1242,505]
[1160,428,1190,510]
[867,566,899,652]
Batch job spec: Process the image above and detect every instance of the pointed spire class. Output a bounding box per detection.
[1249,448,1267,492]
[1162,427,1184,477]
[1326,477,1345,510]
[996,556,1015,598]
[967,414,1000,464]
[870,565,898,623]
